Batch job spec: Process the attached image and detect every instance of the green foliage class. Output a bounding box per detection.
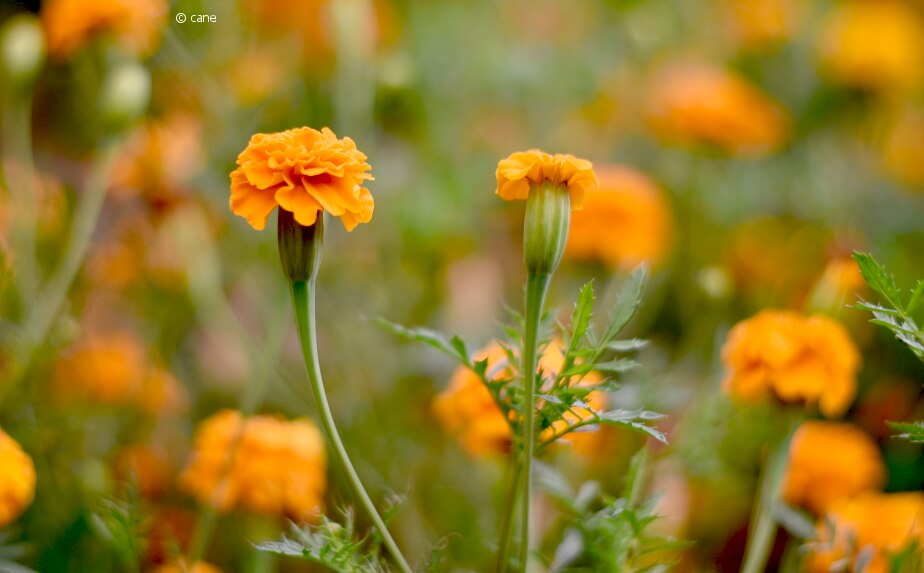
[88,485,148,572]
[0,530,35,573]
[852,252,924,362]
[255,511,391,573]
[377,266,666,452]
[543,450,688,573]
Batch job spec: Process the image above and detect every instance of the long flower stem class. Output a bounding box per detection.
[496,458,522,573]
[516,271,551,572]
[290,279,412,573]
[740,418,800,573]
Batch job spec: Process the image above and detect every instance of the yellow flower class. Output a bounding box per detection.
[179,410,327,522]
[882,106,924,189]
[41,0,166,58]
[646,63,788,155]
[495,149,597,209]
[818,1,924,93]
[808,492,924,573]
[721,310,860,417]
[782,421,884,515]
[229,127,374,231]
[0,427,35,527]
[432,340,608,457]
[565,165,672,270]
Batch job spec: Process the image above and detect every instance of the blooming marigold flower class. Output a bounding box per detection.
[818,1,924,94]
[721,310,860,417]
[179,410,327,522]
[647,63,788,155]
[41,0,166,58]
[229,127,374,231]
[0,427,36,527]
[433,340,607,457]
[808,492,924,573]
[565,165,672,270]
[782,421,884,515]
[495,149,597,209]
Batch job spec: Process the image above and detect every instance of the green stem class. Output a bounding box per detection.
[496,458,522,573]
[516,271,551,572]
[1,94,38,303]
[290,279,413,573]
[740,418,800,573]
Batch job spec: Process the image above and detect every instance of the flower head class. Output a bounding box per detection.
[647,63,788,155]
[721,310,860,416]
[229,127,374,231]
[819,1,924,94]
[782,421,884,515]
[41,0,166,58]
[808,492,924,573]
[0,428,35,527]
[495,149,597,209]
[565,165,672,270]
[180,410,327,522]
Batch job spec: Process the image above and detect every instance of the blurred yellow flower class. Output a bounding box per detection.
[721,310,860,417]
[495,150,597,209]
[114,444,172,498]
[646,63,788,155]
[808,492,924,573]
[882,106,924,189]
[725,0,798,49]
[433,340,608,457]
[0,427,35,527]
[565,165,672,270]
[782,421,884,515]
[41,0,166,58]
[818,1,924,93]
[179,410,327,522]
[152,563,221,573]
[229,127,374,231]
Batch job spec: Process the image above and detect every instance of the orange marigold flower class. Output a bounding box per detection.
[114,444,173,498]
[0,427,36,527]
[152,563,221,573]
[565,165,672,270]
[41,0,166,58]
[179,410,326,522]
[782,421,884,515]
[433,340,607,457]
[495,149,597,209]
[721,310,860,417]
[808,492,924,573]
[818,1,924,94]
[647,63,788,155]
[229,127,374,231]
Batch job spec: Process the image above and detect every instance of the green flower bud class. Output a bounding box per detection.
[277,208,324,283]
[523,182,571,276]
[0,14,46,91]
[99,60,151,131]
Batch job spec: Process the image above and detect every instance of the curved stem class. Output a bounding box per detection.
[496,458,522,573]
[740,418,800,573]
[517,271,551,572]
[290,279,413,573]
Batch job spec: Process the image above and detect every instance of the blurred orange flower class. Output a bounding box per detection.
[114,444,172,498]
[725,0,798,49]
[230,127,374,231]
[52,331,186,414]
[433,340,608,457]
[808,492,924,573]
[565,165,672,270]
[495,150,597,208]
[647,63,788,155]
[818,1,924,93]
[41,0,166,58]
[882,106,924,189]
[0,428,35,527]
[721,310,860,417]
[179,410,327,522]
[782,421,884,515]
[152,563,221,573]
[806,257,865,312]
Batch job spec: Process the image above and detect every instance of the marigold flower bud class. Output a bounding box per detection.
[277,207,323,283]
[524,183,571,276]
[100,61,151,131]
[0,14,46,90]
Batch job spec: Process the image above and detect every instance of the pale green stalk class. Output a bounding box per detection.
[495,459,522,573]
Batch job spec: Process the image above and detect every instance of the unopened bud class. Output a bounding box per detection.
[0,14,46,90]
[100,61,150,130]
[523,183,571,276]
[277,208,324,283]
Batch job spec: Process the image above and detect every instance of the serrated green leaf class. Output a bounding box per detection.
[594,358,639,374]
[909,281,924,314]
[373,318,470,365]
[569,281,595,350]
[888,421,924,443]
[853,252,902,308]
[607,339,649,352]
[599,266,647,354]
